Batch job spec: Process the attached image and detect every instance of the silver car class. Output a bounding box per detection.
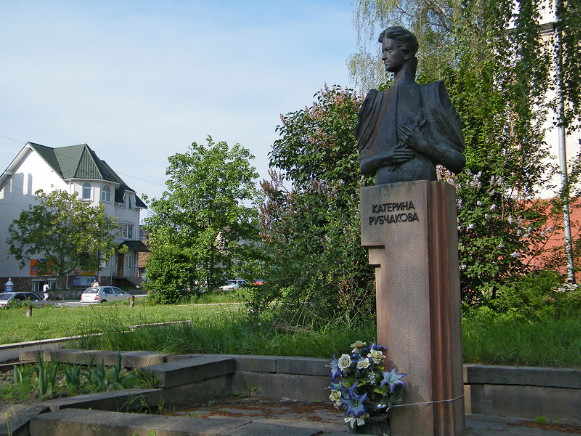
[0,292,44,307]
[80,286,131,304]
[219,279,247,291]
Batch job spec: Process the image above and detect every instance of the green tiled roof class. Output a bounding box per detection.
[28,142,147,208]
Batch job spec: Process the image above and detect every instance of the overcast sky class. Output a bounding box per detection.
[0,0,359,214]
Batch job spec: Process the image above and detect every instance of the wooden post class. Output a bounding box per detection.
[130,295,135,307]
[26,306,32,317]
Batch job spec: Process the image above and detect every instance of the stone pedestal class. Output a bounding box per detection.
[360,181,464,436]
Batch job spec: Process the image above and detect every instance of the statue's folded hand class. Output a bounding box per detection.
[392,148,414,163]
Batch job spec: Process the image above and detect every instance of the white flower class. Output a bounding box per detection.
[510,251,522,258]
[369,349,384,364]
[460,264,467,270]
[490,204,497,211]
[508,216,515,224]
[350,341,366,353]
[329,390,342,406]
[467,223,475,230]
[338,354,352,370]
[357,358,370,369]
[345,416,367,429]
[476,201,482,206]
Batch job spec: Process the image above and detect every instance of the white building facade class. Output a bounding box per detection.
[0,142,147,292]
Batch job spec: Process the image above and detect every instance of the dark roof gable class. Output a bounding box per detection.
[28,142,147,208]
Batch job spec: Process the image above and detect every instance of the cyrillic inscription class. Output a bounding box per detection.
[368,200,419,225]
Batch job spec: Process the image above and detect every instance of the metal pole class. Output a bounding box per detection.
[554,0,576,283]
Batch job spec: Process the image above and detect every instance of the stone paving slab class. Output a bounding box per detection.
[466,414,581,436]
[170,398,345,433]
[28,407,348,436]
[39,388,164,412]
[23,406,581,435]
[0,403,49,436]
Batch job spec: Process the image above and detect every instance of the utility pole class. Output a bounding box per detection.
[554,0,576,283]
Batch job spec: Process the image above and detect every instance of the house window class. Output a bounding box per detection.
[127,253,134,269]
[118,224,134,239]
[101,185,111,202]
[125,193,133,209]
[82,183,91,200]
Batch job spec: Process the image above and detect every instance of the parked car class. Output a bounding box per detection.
[252,279,266,286]
[0,292,44,307]
[80,286,131,304]
[219,279,247,291]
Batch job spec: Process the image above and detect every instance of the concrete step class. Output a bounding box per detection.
[144,356,236,388]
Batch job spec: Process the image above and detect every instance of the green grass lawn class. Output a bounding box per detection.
[0,301,233,344]
[1,300,579,367]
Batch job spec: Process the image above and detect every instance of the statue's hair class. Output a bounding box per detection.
[378,26,419,57]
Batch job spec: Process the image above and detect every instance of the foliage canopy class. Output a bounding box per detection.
[254,86,376,324]
[7,190,119,286]
[143,137,260,302]
[349,0,580,300]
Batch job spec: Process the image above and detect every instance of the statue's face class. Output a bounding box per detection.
[381,38,406,73]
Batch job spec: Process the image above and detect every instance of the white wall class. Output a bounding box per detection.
[0,148,68,277]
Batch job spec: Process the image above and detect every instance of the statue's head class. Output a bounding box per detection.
[378,26,418,73]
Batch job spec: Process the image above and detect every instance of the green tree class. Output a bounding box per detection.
[349,0,580,302]
[144,137,260,302]
[142,236,197,304]
[255,86,375,324]
[7,190,119,288]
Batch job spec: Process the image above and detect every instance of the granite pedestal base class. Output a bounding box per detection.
[360,181,464,436]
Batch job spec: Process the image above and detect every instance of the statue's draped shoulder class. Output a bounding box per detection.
[420,81,465,153]
[356,89,383,159]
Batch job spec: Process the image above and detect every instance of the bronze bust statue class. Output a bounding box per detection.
[357,27,465,185]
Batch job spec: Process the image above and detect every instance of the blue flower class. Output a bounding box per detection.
[330,379,341,392]
[380,368,407,393]
[341,382,368,417]
[369,343,386,352]
[330,356,342,380]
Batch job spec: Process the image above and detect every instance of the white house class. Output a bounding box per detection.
[0,142,148,292]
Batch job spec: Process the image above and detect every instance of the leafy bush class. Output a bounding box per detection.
[255,86,375,325]
[489,270,566,314]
